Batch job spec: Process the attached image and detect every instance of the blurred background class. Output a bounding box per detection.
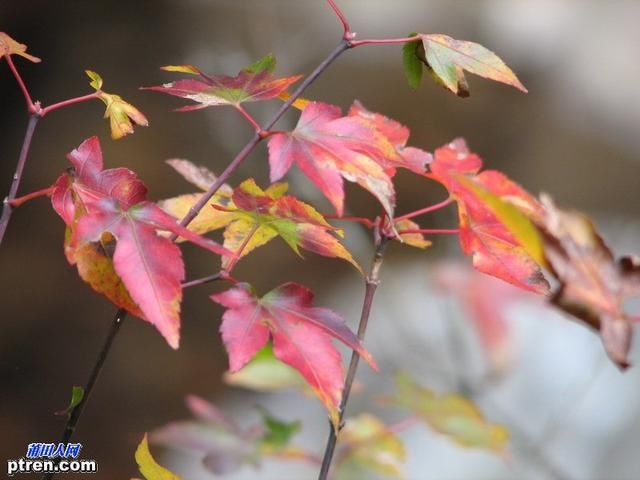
[1,1,640,479]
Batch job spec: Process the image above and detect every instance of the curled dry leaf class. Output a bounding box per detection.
[537,195,640,369]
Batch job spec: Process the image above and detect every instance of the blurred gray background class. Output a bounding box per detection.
[1,1,640,479]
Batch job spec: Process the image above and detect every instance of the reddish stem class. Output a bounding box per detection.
[4,54,37,113]
[324,214,374,228]
[326,0,351,38]
[350,35,421,48]
[235,104,264,134]
[40,92,100,117]
[395,197,454,222]
[9,186,54,208]
[397,228,460,235]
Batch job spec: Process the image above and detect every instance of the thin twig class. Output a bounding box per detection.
[395,197,454,222]
[42,309,127,480]
[4,54,37,112]
[350,35,421,48]
[318,222,389,480]
[40,92,100,117]
[326,0,351,38]
[0,114,39,247]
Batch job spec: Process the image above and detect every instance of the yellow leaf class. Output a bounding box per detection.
[134,434,181,480]
[394,219,432,249]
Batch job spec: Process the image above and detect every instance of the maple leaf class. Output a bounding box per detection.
[537,195,640,369]
[389,372,509,453]
[143,53,302,111]
[0,32,41,62]
[427,139,549,294]
[159,165,360,271]
[211,282,377,427]
[335,413,406,479]
[86,71,149,139]
[51,137,229,349]
[402,34,526,97]
[267,101,403,216]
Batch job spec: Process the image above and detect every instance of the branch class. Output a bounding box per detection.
[0,114,39,247]
[41,309,127,480]
[318,220,389,480]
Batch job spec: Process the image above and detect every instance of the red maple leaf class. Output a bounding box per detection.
[267,101,402,216]
[427,139,549,294]
[211,282,377,426]
[51,137,229,348]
